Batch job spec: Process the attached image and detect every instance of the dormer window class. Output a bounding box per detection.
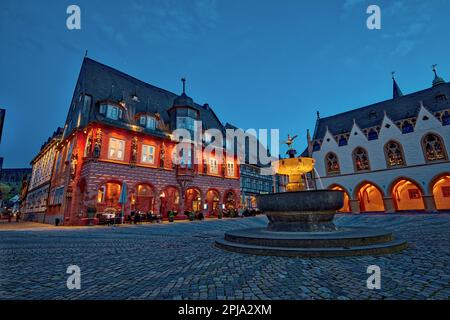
[139,115,156,130]
[368,129,378,141]
[100,103,123,120]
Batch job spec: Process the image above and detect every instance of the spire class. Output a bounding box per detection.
[391,72,403,99]
[181,77,186,94]
[432,64,445,87]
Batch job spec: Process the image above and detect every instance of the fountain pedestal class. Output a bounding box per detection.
[215,190,407,257]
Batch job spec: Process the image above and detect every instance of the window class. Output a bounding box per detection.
[209,158,218,174]
[177,116,195,132]
[385,141,405,167]
[140,115,156,130]
[82,95,92,115]
[338,136,348,146]
[422,133,447,162]
[401,121,414,134]
[108,138,125,160]
[408,189,421,200]
[180,147,193,168]
[101,103,123,120]
[367,129,378,141]
[226,162,234,176]
[66,141,74,162]
[442,111,450,126]
[312,141,321,151]
[141,145,155,164]
[353,147,370,171]
[325,153,340,175]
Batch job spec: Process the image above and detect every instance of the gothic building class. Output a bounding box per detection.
[308,67,450,213]
[41,58,240,225]
[23,128,63,222]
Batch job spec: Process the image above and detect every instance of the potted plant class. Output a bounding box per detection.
[188,212,195,221]
[168,211,175,222]
[86,206,97,226]
[218,211,223,219]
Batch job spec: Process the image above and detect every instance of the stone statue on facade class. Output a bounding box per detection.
[93,128,102,159]
[160,142,165,168]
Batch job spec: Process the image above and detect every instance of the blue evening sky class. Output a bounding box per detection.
[1,0,449,168]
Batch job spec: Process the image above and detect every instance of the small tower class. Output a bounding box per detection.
[432,64,446,87]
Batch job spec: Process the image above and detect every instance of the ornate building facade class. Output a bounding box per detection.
[22,128,63,222]
[308,68,450,213]
[40,58,240,225]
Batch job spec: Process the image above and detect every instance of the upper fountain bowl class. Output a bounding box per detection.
[273,157,315,175]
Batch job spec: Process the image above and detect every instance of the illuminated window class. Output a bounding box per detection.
[325,153,340,175]
[108,138,125,161]
[209,158,218,174]
[141,145,155,164]
[353,147,370,171]
[422,133,447,162]
[226,162,235,176]
[384,141,405,167]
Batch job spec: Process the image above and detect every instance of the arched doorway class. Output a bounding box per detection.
[185,188,202,213]
[224,190,237,210]
[134,184,155,213]
[97,181,122,213]
[329,185,351,212]
[206,189,220,215]
[160,186,180,217]
[391,178,425,211]
[356,182,385,212]
[431,174,450,210]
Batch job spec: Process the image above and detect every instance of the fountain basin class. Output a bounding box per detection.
[257,190,344,232]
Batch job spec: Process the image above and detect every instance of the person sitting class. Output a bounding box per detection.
[147,212,154,223]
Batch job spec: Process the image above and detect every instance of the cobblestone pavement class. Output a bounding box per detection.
[1,214,449,300]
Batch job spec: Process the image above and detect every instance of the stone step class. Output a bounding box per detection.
[214,238,408,257]
[224,227,394,248]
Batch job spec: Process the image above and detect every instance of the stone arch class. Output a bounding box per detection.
[389,177,425,211]
[328,184,351,212]
[133,182,157,213]
[185,187,203,213]
[159,185,180,217]
[429,172,450,210]
[223,189,238,210]
[96,180,124,213]
[205,188,221,216]
[354,181,385,213]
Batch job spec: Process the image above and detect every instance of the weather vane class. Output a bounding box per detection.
[285,134,298,150]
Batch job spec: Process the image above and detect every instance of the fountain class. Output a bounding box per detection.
[215,135,407,257]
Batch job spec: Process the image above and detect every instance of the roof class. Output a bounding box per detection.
[313,82,450,140]
[64,58,224,138]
